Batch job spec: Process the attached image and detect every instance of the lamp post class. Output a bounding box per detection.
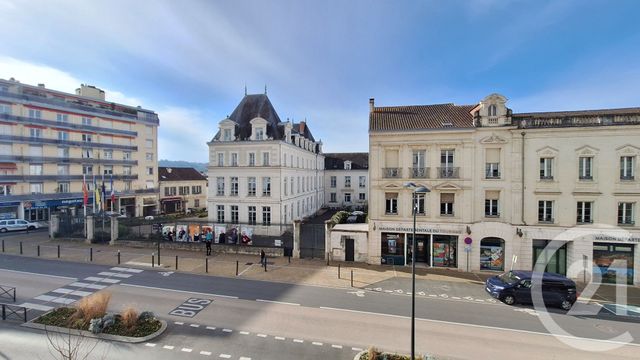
[404,182,430,360]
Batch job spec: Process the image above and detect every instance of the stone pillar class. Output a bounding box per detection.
[324,220,333,261]
[86,216,94,243]
[110,216,119,245]
[49,214,60,238]
[293,220,301,259]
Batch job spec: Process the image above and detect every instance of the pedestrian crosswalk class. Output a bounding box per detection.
[18,267,143,312]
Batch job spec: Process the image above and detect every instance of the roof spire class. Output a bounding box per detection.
[244,83,247,96]
[264,84,267,95]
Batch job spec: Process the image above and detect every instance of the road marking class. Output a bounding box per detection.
[257,334,267,338]
[34,295,75,304]
[275,336,285,340]
[384,290,393,293]
[181,348,192,353]
[124,261,158,267]
[110,267,143,273]
[332,344,343,349]
[319,306,640,347]
[428,294,437,297]
[145,343,156,347]
[352,347,363,351]
[98,272,132,278]
[348,290,365,297]
[159,271,174,277]
[219,354,231,359]
[475,299,485,302]
[0,269,76,280]
[68,282,107,290]
[163,345,174,350]
[84,277,119,284]
[174,321,184,325]
[255,299,300,306]
[52,288,92,297]
[452,296,461,300]
[240,331,250,335]
[222,328,232,333]
[417,292,426,296]
[293,339,304,343]
[120,284,239,299]
[200,351,212,356]
[51,297,76,304]
[312,342,323,346]
[190,324,200,328]
[19,302,53,311]
[239,357,251,360]
[206,326,216,330]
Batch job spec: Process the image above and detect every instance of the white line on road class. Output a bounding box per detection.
[222,328,232,333]
[237,264,254,277]
[98,272,132,278]
[190,324,200,328]
[110,267,143,273]
[34,295,75,304]
[162,345,174,350]
[219,354,231,359]
[181,348,192,353]
[84,277,119,284]
[0,268,76,280]
[19,302,53,311]
[200,351,212,356]
[240,331,250,335]
[206,326,216,330]
[120,284,239,299]
[145,343,156,347]
[174,321,184,325]
[332,344,343,349]
[312,342,323,346]
[257,334,267,338]
[275,336,285,340]
[293,339,304,343]
[239,357,251,360]
[352,347,363,352]
[255,299,300,306]
[52,288,92,297]
[68,282,107,290]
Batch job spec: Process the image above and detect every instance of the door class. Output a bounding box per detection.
[514,279,533,304]
[345,238,354,262]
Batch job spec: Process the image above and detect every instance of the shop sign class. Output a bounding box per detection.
[24,201,48,209]
[377,225,463,234]
[0,201,21,207]
[594,235,640,243]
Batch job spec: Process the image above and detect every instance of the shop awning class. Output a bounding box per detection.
[161,197,183,202]
[0,162,17,170]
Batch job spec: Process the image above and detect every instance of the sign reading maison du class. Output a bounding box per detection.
[594,235,640,243]
[377,225,463,234]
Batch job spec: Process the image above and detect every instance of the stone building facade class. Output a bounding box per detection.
[323,152,368,210]
[159,167,207,214]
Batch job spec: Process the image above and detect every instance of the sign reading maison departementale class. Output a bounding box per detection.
[376,224,463,235]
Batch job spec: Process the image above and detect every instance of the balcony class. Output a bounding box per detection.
[3,174,139,181]
[134,188,159,194]
[538,217,555,223]
[620,175,635,181]
[0,155,138,165]
[0,113,137,137]
[578,175,593,181]
[540,175,554,181]
[382,168,401,178]
[409,167,429,178]
[619,220,635,226]
[0,135,138,151]
[437,167,459,179]
[485,212,500,218]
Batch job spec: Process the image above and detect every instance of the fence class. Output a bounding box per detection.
[0,284,16,302]
[0,303,27,322]
[300,223,325,259]
[93,213,112,243]
[57,213,85,239]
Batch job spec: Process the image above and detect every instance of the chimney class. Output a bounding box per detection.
[369,98,375,113]
[76,84,106,101]
[299,121,306,137]
[37,83,45,88]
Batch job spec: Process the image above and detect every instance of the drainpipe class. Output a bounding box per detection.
[520,131,526,225]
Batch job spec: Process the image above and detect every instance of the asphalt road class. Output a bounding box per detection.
[2,254,640,359]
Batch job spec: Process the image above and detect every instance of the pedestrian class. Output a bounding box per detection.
[219,230,226,244]
[260,249,266,268]
[205,229,213,256]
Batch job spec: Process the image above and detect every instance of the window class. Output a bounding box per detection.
[29,145,42,157]
[58,147,69,158]
[28,109,42,119]
[103,165,113,175]
[248,177,256,196]
[262,152,269,166]
[56,113,69,123]
[0,103,11,114]
[357,176,366,189]
[344,176,351,188]
[82,148,93,159]
[29,128,42,138]
[230,177,238,196]
[123,151,131,160]
[262,177,271,196]
[223,128,232,141]
[0,124,11,136]
[123,181,131,191]
[194,199,200,208]
[385,193,398,215]
[145,139,153,149]
[485,199,499,217]
[145,180,155,189]
[540,158,553,180]
[231,153,238,166]
[179,186,190,195]
[284,178,288,196]
[538,200,554,222]
[359,192,366,201]
[146,167,153,175]
[192,185,202,194]
[231,205,239,223]
[330,193,337,202]
[248,206,257,225]
[57,131,69,141]
[330,176,336,188]
[58,182,70,193]
[344,193,352,203]
[0,184,11,196]
[262,206,271,225]
[103,149,113,159]
[29,164,42,175]
[620,156,635,180]
[121,166,130,175]
[248,153,256,166]
[488,104,497,116]
[441,150,454,167]
[412,193,426,215]
[102,135,112,144]
[577,201,593,224]
[485,148,500,178]
[216,177,225,196]
[618,202,635,225]
[145,153,153,161]
[290,176,294,194]
[344,161,351,170]
[578,157,593,180]
[57,164,69,175]
[217,153,224,166]
[30,183,43,194]
[440,193,454,216]
[255,128,264,140]
[82,117,92,126]
[82,165,93,175]
[145,125,153,137]
[165,187,176,196]
[216,205,225,223]
[412,150,426,177]
[82,134,92,143]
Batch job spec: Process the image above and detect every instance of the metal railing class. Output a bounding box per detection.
[409,167,429,178]
[437,167,459,179]
[0,154,138,166]
[1,303,27,322]
[0,285,16,302]
[382,168,401,178]
[0,112,137,136]
[0,135,138,151]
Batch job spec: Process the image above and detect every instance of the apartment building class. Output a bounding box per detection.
[0,78,159,220]
[369,94,640,285]
[207,93,324,229]
[324,152,368,209]
[159,167,207,214]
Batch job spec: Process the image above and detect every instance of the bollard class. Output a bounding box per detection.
[157,242,161,266]
[351,270,354,287]
[236,260,239,276]
[1,239,4,252]
[175,255,178,270]
[90,247,93,262]
[264,257,267,272]
[37,245,40,257]
[206,257,209,273]
[326,253,329,266]
[152,253,155,268]
[338,264,341,279]
[117,250,121,265]
[288,255,291,264]
[57,245,60,258]
[20,241,23,255]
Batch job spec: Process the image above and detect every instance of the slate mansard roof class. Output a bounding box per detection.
[324,152,369,170]
[369,103,476,131]
[158,167,207,182]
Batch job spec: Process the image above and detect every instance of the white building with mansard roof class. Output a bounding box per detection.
[367,94,640,285]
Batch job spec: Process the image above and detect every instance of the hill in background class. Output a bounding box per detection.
[158,159,207,173]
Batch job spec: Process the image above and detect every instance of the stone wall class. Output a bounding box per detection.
[114,240,284,256]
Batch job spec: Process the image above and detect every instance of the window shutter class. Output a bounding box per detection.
[486,148,500,163]
[485,190,500,200]
[385,192,398,200]
[440,193,454,203]
[385,150,398,167]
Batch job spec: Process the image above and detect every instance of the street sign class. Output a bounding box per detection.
[464,244,472,253]
[464,237,472,245]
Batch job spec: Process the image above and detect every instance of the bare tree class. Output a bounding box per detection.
[43,325,108,360]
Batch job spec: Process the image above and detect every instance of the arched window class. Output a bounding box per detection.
[488,104,497,117]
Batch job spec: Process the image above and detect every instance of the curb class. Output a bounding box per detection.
[353,350,367,360]
[22,316,167,344]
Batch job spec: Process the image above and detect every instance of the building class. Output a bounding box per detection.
[324,152,369,209]
[0,78,160,220]
[158,167,207,214]
[368,94,640,285]
[207,93,324,228]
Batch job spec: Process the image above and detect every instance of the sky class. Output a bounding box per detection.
[1,0,639,162]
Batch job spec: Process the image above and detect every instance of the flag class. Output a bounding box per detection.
[94,175,101,210]
[110,174,115,204]
[82,174,88,205]
[101,174,106,211]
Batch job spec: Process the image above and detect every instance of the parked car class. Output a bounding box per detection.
[0,219,40,233]
[485,270,577,310]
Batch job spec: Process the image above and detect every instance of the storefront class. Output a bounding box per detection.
[381,232,404,265]
[119,197,135,217]
[0,201,19,220]
[161,197,183,214]
[593,242,635,285]
[23,198,88,222]
[532,239,567,275]
[433,235,457,268]
[377,224,463,267]
[480,237,505,271]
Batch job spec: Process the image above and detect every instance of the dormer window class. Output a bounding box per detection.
[344,161,352,170]
[223,129,233,141]
[488,104,497,117]
[256,128,264,140]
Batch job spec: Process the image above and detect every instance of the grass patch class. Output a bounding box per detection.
[35,308,161,337]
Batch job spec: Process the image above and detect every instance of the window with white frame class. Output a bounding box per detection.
[330,193,337,202]
[577,201,593,224]
[82,165,93,175]
[216,205,225,223]
[29,164,42,175]
[29,128,42,138]
[165,187,176,196]
[82,117,92,126]
[330,176,336,188]
[57,131,69,141]
[344,176,351,188]
[540,158,553,180]
[57,164,69,175]
[538,200,554,222]
[231,153,238,166]
[344,161,351,170]
[103,149,113,159]
[488,104,497,116]
[440,193,454,215]
[231,205,239,224]
[82,134,92,143]
[359,176,366,188]
[248,153,255,166]
[413,193,426,215]
[217,153,224,167]
[618,202,635,225]
[485,191,500,217]
[223,128,232,141]
[123,151,131,160]
[58,182,70,193]
[146,153,153,161]
[103,165,113,175]
[230,177,238,196]
[0,184,11,196]
[30,182,43,194]
[192,185,202,194]
[58,147,69,158]
[262,177,271,196]
[82,148,93,159]
[359,192,366,201]
[248,206,257,225]
[579,157,593,180]
[28,109,42,119]
[0,104,11,114]
[248,177,256,196]
[262,206,271,225]
[29,145,42,157]
[255,128,264,140]
[0,124,11,135]
[284,178,288,196]
[123,181,131,191]
[262,152,269,166]
[385,193,398,215]
[344,193,351,203]
[620,156,635,180]
[123,166,131,175]
[146,167,153,175]
[216,177,225,196]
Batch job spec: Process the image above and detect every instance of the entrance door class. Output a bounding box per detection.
[345,238,354,262]
[532,240,567,275]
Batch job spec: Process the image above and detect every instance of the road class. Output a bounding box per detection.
[1,254,640,359]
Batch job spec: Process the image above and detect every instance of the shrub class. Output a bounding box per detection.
[73,291,111,325]
[121,307,138,329]
[102,313,116,329]
[330,210,350,225]
[138,311,155,322]
[89,318,103,334]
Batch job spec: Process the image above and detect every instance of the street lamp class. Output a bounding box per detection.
[403,182,430,360]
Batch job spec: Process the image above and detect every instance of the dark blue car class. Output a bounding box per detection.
[485,270,577,310]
